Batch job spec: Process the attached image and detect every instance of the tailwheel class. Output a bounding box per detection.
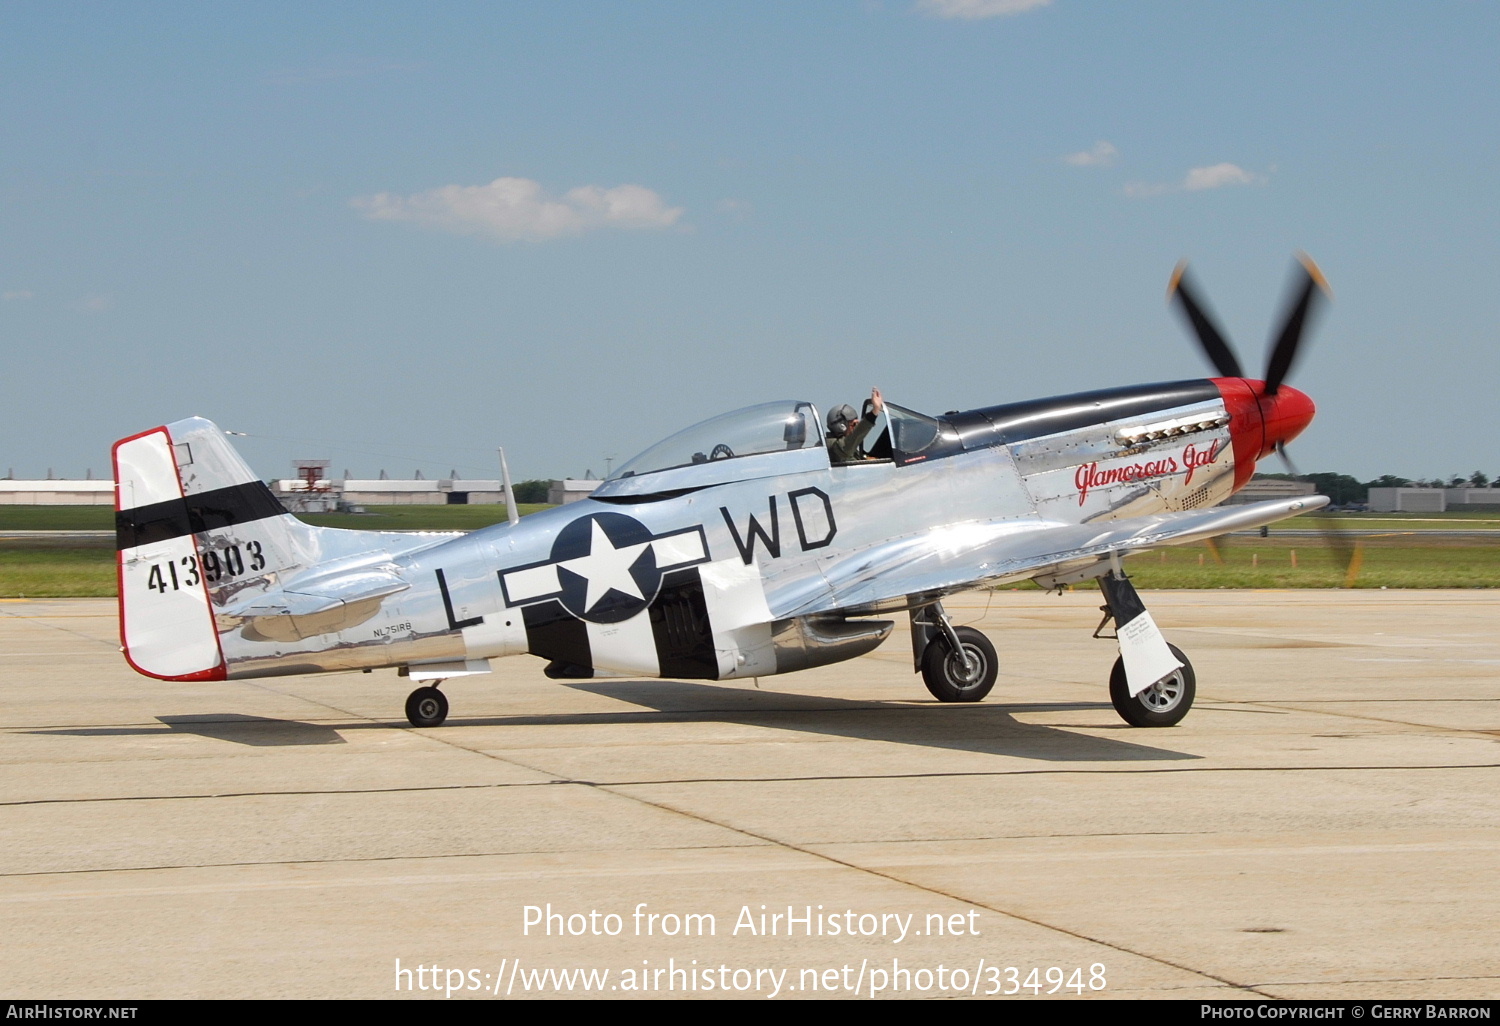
[405,686,449,727]
[1109,644,1195,727]
[920,626,998,702]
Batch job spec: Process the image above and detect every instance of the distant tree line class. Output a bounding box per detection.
[1258,471,1493,505]
[512,479,552,504]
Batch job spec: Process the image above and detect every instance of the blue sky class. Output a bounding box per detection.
[3,1,1497,483]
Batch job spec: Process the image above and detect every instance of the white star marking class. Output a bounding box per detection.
[557,520,652,614]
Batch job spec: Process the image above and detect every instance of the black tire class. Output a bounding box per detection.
[1108,644,1195,727]
[920,626,998,702]
[405,686,449,727]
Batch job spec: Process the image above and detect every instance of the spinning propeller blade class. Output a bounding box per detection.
[1168,261,1244,378]
[1168,254,1343,576]
[1264,253,1331,396]
[1276,441,1356,576]
[1170,253,1331,392]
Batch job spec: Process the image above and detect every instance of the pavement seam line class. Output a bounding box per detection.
[0,842,770,880]
[7,760,1499,808]
[418,730,1276,998]
[600,778,1277,998]
[14,658,1493,1000]
[0,612,118,647]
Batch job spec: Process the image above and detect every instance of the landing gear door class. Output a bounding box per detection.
[1100,571,1183,695]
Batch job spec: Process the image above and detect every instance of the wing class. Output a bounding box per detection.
[772,495,1330,618]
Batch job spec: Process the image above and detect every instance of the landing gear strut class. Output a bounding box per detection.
[913,602,998,702]
[405,684,449,727]
[1097,569,1195,727]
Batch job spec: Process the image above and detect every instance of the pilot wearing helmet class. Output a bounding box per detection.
[827,386,884,463]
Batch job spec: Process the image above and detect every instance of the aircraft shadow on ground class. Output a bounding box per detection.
[29,685,1194,761]
[469,680,1199,764]
[30,713,345,747]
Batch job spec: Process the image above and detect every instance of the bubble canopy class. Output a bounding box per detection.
[608,401,823,482]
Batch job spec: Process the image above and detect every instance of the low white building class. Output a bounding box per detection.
[1368,488,1446,513]
[274,479,511,506]
[1445,486,1500,511]
[1223,477,1317,506]
[0,480,115,505]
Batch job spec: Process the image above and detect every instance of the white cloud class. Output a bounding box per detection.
[1063,141,1118,167]
[352,177,685,242]
[918,0,1053,19]
[1183,162,1264,191]
[1124,163,1268,198]
[2,290,33,302]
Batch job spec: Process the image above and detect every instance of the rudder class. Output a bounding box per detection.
[114,417,315,680]
[114,424,227,680]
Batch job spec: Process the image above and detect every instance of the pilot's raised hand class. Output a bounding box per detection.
[870,387,884,416]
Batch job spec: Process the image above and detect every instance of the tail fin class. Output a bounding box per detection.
[114,417,311,680]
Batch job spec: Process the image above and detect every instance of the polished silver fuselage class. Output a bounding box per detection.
[202,382,1243,682]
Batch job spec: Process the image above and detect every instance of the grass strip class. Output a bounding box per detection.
[7,508,1500,597]
[8,535,1500,598]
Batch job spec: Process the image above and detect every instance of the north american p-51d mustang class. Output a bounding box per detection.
[114,257,1330,728]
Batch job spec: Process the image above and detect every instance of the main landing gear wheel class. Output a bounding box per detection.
[921,626,998,702]
[1109,644,1195,727]
[405,686,449,727]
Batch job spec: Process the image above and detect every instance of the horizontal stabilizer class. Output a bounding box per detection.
[232,570,410,643]
[232,570,410,619]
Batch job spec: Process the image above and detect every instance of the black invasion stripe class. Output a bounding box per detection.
[650,569,718,680]
[523,601,592,672]
[116,480,287,550]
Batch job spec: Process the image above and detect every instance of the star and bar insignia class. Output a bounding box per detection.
[499,512,710,624]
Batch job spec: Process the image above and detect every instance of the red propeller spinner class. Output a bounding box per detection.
[1214,378,1316,490]
[1169,253,1330,490]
